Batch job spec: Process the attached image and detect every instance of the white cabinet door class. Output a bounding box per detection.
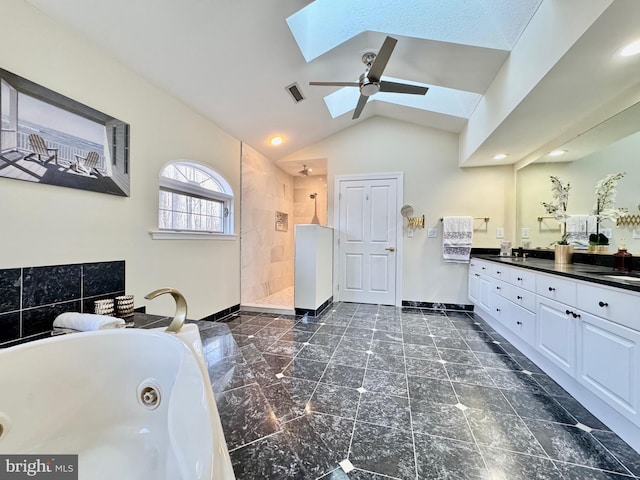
[578,311,640,421]
[537,297,577,376]
[478,275,492,312]
[468,272,479,304]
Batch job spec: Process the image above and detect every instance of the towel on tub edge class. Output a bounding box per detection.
[53,312,125,331]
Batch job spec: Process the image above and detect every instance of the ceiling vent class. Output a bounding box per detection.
[285,82,305,103]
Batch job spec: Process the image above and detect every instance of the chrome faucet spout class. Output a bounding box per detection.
[144,288,188,333]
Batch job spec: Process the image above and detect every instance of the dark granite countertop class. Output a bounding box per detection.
[472,255,640,294]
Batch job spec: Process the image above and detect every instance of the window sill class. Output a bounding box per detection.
[150,230,238,241]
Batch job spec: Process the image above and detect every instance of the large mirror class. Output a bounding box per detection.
[516,100,640,253]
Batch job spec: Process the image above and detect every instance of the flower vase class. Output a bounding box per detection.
[554,244,573,264]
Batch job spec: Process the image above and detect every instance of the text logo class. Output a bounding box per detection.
[0,455,77,480]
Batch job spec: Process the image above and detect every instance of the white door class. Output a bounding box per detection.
[337,177,398,305]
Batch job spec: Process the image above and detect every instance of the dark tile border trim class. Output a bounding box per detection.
[201,304,241,322]
[295,296,333,317]
[401,300,474,312]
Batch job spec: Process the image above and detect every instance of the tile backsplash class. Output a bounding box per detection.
[0,260,125,347]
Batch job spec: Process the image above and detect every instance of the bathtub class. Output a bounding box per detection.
[0,324,235,480]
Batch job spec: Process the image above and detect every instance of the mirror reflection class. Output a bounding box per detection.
[516,101,640,254]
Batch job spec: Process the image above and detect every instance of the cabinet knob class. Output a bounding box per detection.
[565,309,572,315]
[516,321,522,325]
[496,286,501,290]
[598,301,608,308]
[517,277,523,281]
[475,273,480,277]
[496,308,501,312]
[497,271,501,275]
[517,295,523,300]
[482,267,486,270]
[548,287,556,292]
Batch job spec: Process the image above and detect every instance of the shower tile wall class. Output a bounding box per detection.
[0,260,125,347]
[293,175,327,226]
[241,144,294,304]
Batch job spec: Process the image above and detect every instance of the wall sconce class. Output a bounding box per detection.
[400,205,425,236]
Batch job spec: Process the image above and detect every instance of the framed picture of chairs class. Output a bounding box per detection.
[0,68,130,197]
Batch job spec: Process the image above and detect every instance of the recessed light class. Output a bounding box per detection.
[492,153,509,160]
[548,150,567,157]
[620,39,640,57]
[270,136,284,146]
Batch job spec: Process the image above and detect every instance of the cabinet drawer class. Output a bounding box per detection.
[508,285,536,312]
[489,291,510,326]
[576,283,640,330]
[488,264,510,282]
[469,259,489,274]
[510,268,536,292]
[536,273,577,305]
[507,303,536,347]
[493,279,509,298]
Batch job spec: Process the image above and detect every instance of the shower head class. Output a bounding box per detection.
[310,193,317,199]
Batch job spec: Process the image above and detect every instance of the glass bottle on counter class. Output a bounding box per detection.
[613,242,633,273]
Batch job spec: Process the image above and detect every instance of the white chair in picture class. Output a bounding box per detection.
[24,134,58,165]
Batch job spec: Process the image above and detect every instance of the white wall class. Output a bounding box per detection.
[0,0,241,319]
[282,116,515,305]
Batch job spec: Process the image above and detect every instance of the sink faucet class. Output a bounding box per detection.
[144,288,188,333]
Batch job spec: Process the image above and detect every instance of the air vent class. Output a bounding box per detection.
[285,82,305,103]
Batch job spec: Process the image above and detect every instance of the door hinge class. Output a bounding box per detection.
[339,192,342,200]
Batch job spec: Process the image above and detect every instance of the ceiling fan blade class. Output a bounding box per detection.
[367,36,397,82]
[379,81,429,95]
[309,81,360,87]
[352,94,368,119]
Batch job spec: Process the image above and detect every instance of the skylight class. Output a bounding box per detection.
[287,0,542,62]
[323,78,482,119]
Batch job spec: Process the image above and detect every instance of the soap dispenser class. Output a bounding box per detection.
[613,241,633,273]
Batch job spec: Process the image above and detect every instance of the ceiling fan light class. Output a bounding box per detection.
[270,136,284,146]
[620,39,640,57]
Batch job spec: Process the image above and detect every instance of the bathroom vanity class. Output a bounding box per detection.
[469,255,640,453]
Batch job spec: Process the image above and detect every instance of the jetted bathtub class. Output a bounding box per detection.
[0,324,235,480]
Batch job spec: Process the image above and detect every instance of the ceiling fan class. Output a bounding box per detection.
[298,164,312,176]
[309,36,428,120]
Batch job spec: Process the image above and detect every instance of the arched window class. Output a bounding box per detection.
[158,160,234,235]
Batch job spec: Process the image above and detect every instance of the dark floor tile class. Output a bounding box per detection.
[331,348,369,368]
[456,329,492,342]
[280,328,316,343]
[216,384,280,449]
[250,360,281,388]
[371,330,403,344]
[405,357,448,380]
[309,332,343,347]
[486,368,543,392]
[229,431,308,480]
[479,446,563,480]
[370,339,404,356]
[357,392,410,430]
[252,335,282,352]
[411,402,474,443]
[452,383,514,415]
[279,376,318,408]
[367,352,405,373]
[502,389,577,424]
[592,430,640,476]
[511,353,545,374]
[349,422,415,479]
[297,343,336,362]
[283,412,354,479]
[524,419,629,474]
[262,382,306,422]
[294,321,324,333]
[402,332,436,347]
[344,326,374,340]
[240,343,264,364]
[337,335,371,351]
[258,325,291,338]
[464,339,506,354]
[265,339,305,357]
[465,409,546,456]
[414,433,488,480]
[309,382,361,419]
[433,336,469,350]
[317,324,348,336]
[263,352,294,372]
[321,363,366,388]
[403,343,440,360]
[283,357,328,382]
[407,376,457,404]
[445,363,494,387]
[532,373,573,398]
[553,461,636,479]
[230,322,264,335]
[374,320,402,333]
[362,369,408,397]
[437,348,480,366]
[552,395,612,431]
[473,351,521,370]
[269,317,298,329]
[209,357,256,393]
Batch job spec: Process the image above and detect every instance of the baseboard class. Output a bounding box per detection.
[200,304,241,322]
[401,300,474,312]
[295,296,333,317]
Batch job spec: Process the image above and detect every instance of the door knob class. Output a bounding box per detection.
[385,246,396,252]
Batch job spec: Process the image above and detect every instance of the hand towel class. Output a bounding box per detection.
[443,216,473,263]
[53,312,125,331]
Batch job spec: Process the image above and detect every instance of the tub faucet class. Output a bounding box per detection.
[144,288,188,333]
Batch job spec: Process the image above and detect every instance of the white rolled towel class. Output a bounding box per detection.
[53,312,125,331]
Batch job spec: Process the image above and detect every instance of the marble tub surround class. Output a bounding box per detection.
[0,260,125,346]
[206,304,640,480]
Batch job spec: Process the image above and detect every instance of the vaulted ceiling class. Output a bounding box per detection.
[24,0,640,173]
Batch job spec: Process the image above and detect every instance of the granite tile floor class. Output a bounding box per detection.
[200,303,640,480]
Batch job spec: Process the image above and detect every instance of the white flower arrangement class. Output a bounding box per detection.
[590,172,627,245]
[541,175,571,244]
